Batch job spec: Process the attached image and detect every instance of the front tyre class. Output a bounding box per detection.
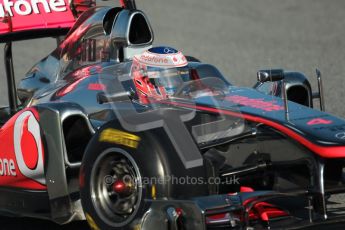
[80,126,209,230]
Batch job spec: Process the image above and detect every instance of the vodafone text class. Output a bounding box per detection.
[0,158,16,176]
[0,0,67,18]
[140,55,169,64]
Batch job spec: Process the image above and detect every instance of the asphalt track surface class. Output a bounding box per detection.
[0,0,345,229]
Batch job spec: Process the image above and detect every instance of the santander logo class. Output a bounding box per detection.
[0,0,67,18]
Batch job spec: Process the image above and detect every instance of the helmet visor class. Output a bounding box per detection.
[146,67,190,94]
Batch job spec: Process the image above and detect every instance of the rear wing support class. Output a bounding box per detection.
[4,42,18,115]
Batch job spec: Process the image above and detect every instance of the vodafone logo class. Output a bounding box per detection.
[0,158,16,176]
[226,95,284,112]
[13,111,45,185]
[0,0,67,18]
[139,54,169,65]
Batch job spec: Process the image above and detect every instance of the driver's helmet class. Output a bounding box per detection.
[132,47,190,104]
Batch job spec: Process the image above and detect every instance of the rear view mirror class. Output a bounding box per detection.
[257,69,284,83]
[97,92,132,104]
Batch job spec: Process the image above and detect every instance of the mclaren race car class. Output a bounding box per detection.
[1,0,345,229]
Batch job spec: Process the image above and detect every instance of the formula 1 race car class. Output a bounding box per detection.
[1,0,345,229]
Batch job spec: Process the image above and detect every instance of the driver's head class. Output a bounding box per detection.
[132,47,190,103]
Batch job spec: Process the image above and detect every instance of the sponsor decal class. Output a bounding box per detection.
[139,54,169,65]
[133,47,188,68]
[151,184,156,200]
[0,157,16,176]
[307,118,333,126]
[0,109,46,189]
[335,132,345,140]
[88,83,106,91]
[99,129,141,149]
[312,124,345,131]
[150,47,178,54]
[0,0,67,18]
[85,213,101,230]
[13,110,45,184]
[290,115,329,121]
[225,95,284,112]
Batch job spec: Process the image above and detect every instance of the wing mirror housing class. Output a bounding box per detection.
[257,69,284,83]
[97,91,133,104]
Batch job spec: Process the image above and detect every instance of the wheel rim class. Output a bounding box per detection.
[90,148,142,227]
